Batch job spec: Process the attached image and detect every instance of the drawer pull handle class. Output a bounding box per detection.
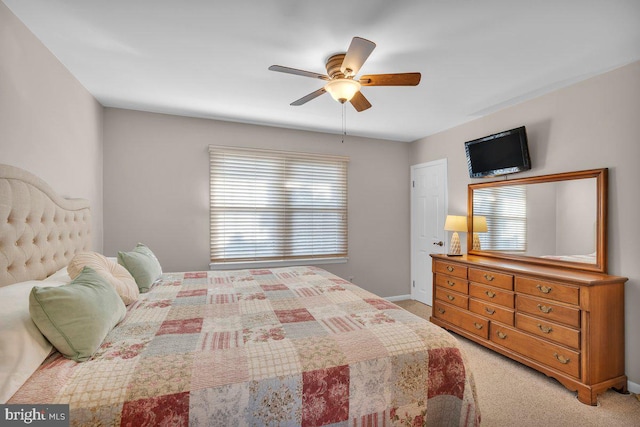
[496,331,507,339]
[473,322,483,330]
[485,307,495,315]
[554,353,570,364]
[447,280,456,287]
[446,266,454,272]
[485,290,496,298]
[537,304,553,314]
[537,324,553,334]
[438,308,445,314]
[483,274,495,281]
[536,284,552,294]
[447,295,455,301]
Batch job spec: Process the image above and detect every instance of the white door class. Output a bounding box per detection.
[411,159,448,305]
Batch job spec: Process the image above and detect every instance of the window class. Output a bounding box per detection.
[474,185,527,251]
[209,146,348,267]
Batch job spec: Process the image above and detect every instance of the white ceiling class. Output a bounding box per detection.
[4,0,640,142]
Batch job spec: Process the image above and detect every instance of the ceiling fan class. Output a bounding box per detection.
[269,37,421,112]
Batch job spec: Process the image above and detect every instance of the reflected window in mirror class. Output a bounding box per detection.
[473,185,527,252]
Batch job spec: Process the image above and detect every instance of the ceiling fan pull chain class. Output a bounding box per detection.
[342,103,346,143]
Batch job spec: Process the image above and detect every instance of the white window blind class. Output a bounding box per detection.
[474,185,527,251]
[209,146,349,265]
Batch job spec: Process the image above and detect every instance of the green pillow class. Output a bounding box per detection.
[29,266,126,362]
[117,243,162,293]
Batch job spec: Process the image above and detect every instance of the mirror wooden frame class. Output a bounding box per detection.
[467,168,608,273]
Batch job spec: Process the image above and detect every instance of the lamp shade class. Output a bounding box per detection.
[444,215,468,232]
[324,78,361,103]
[472,216,488,233]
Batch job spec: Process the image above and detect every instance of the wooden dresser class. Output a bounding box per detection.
[430,253,627,405]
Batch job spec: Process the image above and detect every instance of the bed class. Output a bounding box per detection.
[540,253,597,264]
[1,164,480,426]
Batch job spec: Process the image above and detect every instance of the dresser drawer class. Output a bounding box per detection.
[469,268,513,290]
[433,301,489,339]
[435,287,468,309]
[490,323,580,378]
[469,283,514,308]
[434,261,468,279]
[435,273,469,294]
[516,277,579,305]
[515,313,580,350]
[516,295,580,328]
[469,298,514,325]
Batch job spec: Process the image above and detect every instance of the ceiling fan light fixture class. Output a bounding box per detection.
[324,78,361,103]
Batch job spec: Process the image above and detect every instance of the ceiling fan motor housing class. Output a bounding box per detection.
[326,54,348,79]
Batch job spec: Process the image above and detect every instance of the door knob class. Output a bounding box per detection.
[433,241,444,246]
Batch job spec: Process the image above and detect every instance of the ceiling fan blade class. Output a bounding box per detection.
[269,65,330,81]
[341,37,376,77]
[350,91,372,112]
[359,72,421,86]
[291,88,327,106]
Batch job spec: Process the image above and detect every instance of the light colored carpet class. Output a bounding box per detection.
[395,300,640,427]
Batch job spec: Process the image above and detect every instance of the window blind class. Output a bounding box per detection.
[474,185,527,251]
[209,146,349,265]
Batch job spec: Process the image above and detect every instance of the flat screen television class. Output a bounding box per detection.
[464,126,531,178]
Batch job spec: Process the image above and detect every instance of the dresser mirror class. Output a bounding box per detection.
[467,168,608,273]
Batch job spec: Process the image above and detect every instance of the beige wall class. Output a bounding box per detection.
[0,2,104,251]
[103,108,411,298]
[410,60,640,388]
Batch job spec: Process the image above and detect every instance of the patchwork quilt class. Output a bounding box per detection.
[10,266,480,426]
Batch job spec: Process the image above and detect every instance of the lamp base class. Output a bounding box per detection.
[446,253,463,257]
[473,233,482,250]
[448,231,461,255]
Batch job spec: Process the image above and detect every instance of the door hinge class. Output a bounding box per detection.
[412,180,415,188]
[412,280,415,288]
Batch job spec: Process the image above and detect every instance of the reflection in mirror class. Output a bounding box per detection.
[473,179,597,263]
[468,168,607,273]
[473,185,527,253]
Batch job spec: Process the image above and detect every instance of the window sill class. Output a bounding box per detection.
[209,257,348,270]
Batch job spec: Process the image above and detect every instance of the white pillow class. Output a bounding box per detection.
[0,279,66,403]
[44,266,72,283]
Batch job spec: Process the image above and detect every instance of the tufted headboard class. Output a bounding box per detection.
[0,164,91,287]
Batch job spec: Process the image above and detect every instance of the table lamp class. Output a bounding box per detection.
[472,216,488,250]
[444,215,468,256]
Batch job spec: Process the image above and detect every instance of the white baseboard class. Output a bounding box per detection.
[385,294,411,302]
